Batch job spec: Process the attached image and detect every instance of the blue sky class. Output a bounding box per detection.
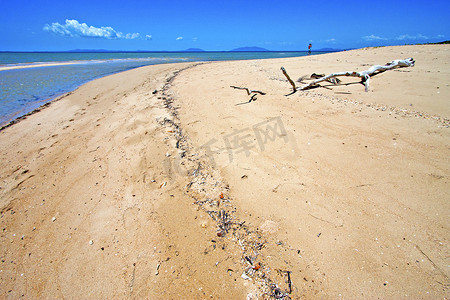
[0,0,449,51]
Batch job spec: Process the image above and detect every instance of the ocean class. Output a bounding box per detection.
[0,51,327,126]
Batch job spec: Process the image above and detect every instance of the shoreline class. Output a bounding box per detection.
[0,61,188,128]
[0,51,322,128]
[0,49,341,130]
[0,45,448,298]
[6,44,446,133]
[0,50,328,71]
[0,92,72,131]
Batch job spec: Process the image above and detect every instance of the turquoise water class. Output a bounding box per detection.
[0,51,327,126]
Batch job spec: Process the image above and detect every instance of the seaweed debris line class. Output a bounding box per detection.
[157,65,302,299]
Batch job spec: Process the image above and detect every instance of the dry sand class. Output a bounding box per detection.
[0,45,449,298]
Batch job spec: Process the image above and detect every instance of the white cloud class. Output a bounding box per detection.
[326,38,337,43]
[363,34,387,41]
[176,36,183,41]
[123,32,140,39]
[43,19,140,39]
[192,37,198,42]
[145,34,153,40]
[396,33,428,40]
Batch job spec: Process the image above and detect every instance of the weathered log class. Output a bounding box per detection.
[298,58,415,92]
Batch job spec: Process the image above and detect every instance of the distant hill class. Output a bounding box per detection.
[182,48,205,52]
[231,47,269,52]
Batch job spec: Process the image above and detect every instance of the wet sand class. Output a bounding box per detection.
[0,45,449,298]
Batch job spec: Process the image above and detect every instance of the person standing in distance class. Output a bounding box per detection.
[308,43,312,55]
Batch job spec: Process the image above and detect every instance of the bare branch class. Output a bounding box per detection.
[230,86,266,95]
[311,73,341,85]
[281,67,297,95]
[249,94,257,102]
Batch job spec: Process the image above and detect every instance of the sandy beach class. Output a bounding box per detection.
[0,45,448,298]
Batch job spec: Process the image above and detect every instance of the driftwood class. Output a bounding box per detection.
[280,67,297,95]
[230,86,266,95]
[282,58,415,94]
[231,85,266,105]
[235,94,258,106]
[297,58,415,92]
[311,73,341,85]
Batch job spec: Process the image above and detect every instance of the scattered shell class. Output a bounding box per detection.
[260,220,279,233]
[241,272,251,280]
[160,182,167,188]
[51,217,56,222]
[89,240,94,245]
